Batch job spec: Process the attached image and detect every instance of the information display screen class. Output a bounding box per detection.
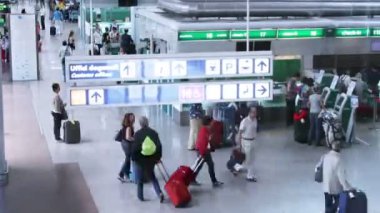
[66,52,273,82]
[68,80,273,108]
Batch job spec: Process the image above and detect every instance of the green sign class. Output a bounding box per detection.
[370,28,380,37]
[230,29,277,40]
[277,28,325,39]
[335,28,369,37]
[178,31,229,41]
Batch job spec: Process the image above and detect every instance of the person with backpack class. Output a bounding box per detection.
[58,41,72,82]
[131,116,164,203]
[117,113,135,183]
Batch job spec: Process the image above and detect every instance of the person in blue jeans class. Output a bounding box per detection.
[131,116,164,202]
[117,113,135,183]
[308,86,323,146]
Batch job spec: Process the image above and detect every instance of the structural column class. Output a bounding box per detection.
[0,65,8,186]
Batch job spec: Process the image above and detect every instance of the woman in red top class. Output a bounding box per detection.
[194,116,223,187]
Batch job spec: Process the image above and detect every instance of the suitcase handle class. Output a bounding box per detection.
[191,156,204,172]
[156,160,170,183]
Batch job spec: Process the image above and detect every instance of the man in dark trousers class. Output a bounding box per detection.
[193,116,224,187]
[51,83,65,141]
[131,116,164,202]
[120,29,134,54]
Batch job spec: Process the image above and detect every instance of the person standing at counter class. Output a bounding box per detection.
[188,103,204,150]
[286,73,300,126]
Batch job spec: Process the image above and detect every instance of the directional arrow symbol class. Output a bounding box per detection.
[257,61,267,71]
[91,92,102,103]
[174,64,184,72]
[258,85,267,95]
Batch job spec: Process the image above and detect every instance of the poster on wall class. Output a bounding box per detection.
[10,14,38,81]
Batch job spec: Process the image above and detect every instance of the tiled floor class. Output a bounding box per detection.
[2,14,380,213]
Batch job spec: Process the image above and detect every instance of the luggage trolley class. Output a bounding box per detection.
[320,93,348,147]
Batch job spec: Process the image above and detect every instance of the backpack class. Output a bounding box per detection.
[141,136,156,156]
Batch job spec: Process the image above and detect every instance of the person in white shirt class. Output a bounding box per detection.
[58,41,72,82]
[318,141,352,213]
[238,106,258,182]
[308,86,323,146]
[51,83,66,141]
[93,29,103,53]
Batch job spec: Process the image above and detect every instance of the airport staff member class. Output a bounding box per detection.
[238,106,258,182]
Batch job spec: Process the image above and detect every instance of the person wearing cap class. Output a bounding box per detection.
[318,141,353,213]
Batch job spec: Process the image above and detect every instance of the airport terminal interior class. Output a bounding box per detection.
[0,0,380,212]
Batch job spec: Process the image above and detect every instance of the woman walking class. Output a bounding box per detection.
[118,113,135,183]
[68,30,75,50]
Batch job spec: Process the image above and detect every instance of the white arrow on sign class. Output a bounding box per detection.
[254,58,270,74]
[88,89,105,105]
[171,60,187,77]
[254,82,270,99]
[120,61,137,79]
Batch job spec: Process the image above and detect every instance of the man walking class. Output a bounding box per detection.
[319,141,352,213]
[188,103,203,150]
[58,41,72,82]
[131,116,164,202]
[238,106,258,182]
[193,116,224,187]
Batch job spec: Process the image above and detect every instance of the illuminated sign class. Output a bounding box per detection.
[335,28,369,37]
[277,28,325,39]
[68,80,273,108]
[230,29,277,40]
[66,52,273,82]
[178,30,230,41]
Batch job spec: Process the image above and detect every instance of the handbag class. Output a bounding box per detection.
[314,156,324,183]
[61,107,68,120]
[114,129,123,142]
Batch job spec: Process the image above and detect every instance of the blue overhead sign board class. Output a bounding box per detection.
[66,52,273,82]
[68,80,273,108]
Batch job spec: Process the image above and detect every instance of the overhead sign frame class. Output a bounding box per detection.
[65,51,273,83]
[67,79,273,109]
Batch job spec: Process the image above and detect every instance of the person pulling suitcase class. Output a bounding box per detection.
[315,141,357,213]
[193,116,223,187]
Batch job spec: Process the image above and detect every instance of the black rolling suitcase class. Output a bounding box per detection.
[50,26,56,36]
[63,120,81,144]
[338,190,367,213]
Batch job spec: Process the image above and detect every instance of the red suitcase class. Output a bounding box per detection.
[164,180,191,208]
[157,161,192,208]
[211,120,223,148]
[169,166,194,186]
